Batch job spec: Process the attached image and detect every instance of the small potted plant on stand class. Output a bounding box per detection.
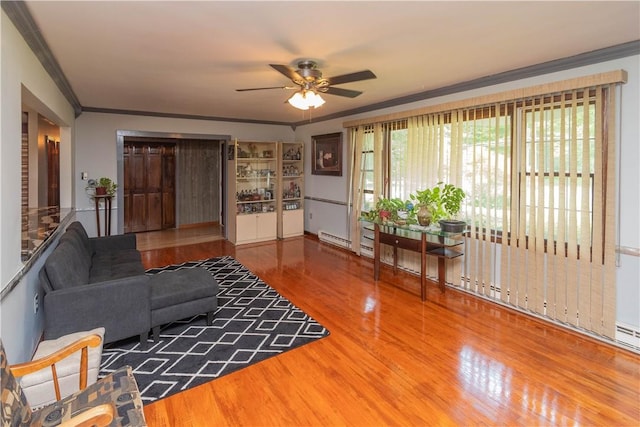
[95,177,118,197]
[411,182,466,231]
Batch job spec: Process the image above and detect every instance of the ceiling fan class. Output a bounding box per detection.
[236,60,376,109]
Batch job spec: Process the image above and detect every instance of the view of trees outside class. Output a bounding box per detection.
[461,116,511,233]
[359,99,596,245]
[389,129,408,199]
[360,131,375,212]
[521,103,595,242]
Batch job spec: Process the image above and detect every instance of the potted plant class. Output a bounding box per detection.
[362,197,414,225]
[95,177,118,197]
[410,182,466,231]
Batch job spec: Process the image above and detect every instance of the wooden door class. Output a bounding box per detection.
[146,145,163,231]
[46,137,59,207]
[162,146,176,228]
[125,144,147,233]
[123,142,176,233]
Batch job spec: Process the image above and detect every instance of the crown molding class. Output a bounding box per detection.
[81,107,291,127]
[2,1,82,117]
[294,40,640,127]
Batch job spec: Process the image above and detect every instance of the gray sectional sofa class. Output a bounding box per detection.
[39,222,151,344]
[40,221,219,347]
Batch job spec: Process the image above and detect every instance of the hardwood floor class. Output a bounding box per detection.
[139,234,640,426]
[135,223,223,251]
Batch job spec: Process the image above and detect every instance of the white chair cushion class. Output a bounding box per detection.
[19,327,105,408]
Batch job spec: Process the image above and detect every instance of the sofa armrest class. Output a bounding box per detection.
[89,233,137,253]
[43,275,151,344]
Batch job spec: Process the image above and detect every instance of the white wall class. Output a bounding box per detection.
[74,112,295,236]
[294,55,640,333]
[1,11,76,361]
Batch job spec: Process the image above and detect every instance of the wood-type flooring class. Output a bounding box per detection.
[139,232,640,427]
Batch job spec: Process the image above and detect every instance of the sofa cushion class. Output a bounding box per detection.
[150,268,218,309]
[44,241,90,290]
[89,260,145,283]
[92,249,142,266]
[65,222,93,255]
[58,230,92,273]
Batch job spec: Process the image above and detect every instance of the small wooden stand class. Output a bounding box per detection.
[94,195,112,236]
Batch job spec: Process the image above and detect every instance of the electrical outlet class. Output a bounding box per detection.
[309,212,313,219]
[33,293,39,314]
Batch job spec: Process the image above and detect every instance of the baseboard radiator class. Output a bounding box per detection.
[616,322,640,352]
[318,230,351,250]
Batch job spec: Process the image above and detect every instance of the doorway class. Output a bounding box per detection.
[46,135,60,207]
[117,131,230,236]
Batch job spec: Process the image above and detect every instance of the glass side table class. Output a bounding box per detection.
[363,220,465,301]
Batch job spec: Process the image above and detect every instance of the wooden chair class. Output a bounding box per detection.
[15,328,105,408]
[1,338,146,426]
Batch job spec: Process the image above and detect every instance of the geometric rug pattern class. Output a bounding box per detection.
[99,256,330,403]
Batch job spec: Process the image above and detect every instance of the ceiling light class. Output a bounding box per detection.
[287,90,325,110]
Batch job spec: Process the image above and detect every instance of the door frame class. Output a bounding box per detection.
[116,130,231,235]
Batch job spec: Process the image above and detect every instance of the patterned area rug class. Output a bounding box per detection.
[99,256,329,403]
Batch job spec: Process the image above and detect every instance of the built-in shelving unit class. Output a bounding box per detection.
[226,140,305,245]
[227,140,278,245]
[279,142,304,239]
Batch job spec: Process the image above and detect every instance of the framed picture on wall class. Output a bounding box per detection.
[312,132,342,176]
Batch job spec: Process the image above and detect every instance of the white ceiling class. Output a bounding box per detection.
[23,1,640,125]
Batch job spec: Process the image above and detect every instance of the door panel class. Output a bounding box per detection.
[146,146,163,231]
[123,142,176,233]
[162,146,176,228]
[130,194,147,232]
[146,193,162,231]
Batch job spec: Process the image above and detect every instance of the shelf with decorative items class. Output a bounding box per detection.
[278,142,304,238]
[227,140,279,245]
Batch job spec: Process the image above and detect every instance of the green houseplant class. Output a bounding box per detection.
[362,197,415,225]
[95,177,118,196]
[410,182,466,229]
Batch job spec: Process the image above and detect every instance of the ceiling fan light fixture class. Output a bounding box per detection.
[307,90,326,108]
[287,90,325,110]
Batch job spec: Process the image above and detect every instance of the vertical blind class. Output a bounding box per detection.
[347,72,624,339]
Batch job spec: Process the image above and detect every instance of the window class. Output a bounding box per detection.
[460,108,511,236]
[359,127,375,212]
[388,125,408,199]
[348,75,620,338]
[518,95,597,251]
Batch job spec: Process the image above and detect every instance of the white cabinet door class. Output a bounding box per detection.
[236,212,276,244]
[282,209,304,238]
[236,214,258,244]
[256,212,277,240]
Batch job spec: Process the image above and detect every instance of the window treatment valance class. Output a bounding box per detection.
[343,70,627,129]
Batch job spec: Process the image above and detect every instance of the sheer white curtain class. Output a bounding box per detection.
[348,124,383,255]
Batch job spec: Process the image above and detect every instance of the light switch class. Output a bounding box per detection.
[81,172,88,180]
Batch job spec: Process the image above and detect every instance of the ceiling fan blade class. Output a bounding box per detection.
[236,86,296,92]
[326,70,376,86]
[269,64,304,82]
[323,87,363,98]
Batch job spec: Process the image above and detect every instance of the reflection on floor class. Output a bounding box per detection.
[135,223,224,251]
[21,206,62,261]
